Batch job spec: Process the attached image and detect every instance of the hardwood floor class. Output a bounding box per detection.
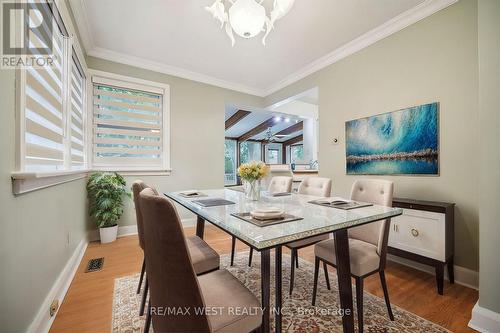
[50,226,478,333]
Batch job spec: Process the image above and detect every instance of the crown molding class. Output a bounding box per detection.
[263,0,459,96]
[70,0,457,98]
[70,0,265,96]
[87,47,266,96]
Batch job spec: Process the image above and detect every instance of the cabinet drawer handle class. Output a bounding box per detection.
[411,228,419,237]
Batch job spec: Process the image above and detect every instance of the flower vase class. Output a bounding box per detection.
[244,179,261,201]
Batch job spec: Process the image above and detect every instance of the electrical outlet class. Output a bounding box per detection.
[50,300,59,317]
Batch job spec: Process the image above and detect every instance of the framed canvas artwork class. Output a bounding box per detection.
[345,102,439,175]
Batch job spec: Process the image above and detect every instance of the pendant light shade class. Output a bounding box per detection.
[229,0,266,39]
[206,0,295,46]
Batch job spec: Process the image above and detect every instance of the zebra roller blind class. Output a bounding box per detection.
[24,3,65,172]
[70,52,86,169]
[92,78,165,170]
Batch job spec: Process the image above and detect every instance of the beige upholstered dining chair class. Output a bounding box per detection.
[312,179,395,333]
[232,176,294,268]
[132,181,220,332]
[139,188,262,333]
[267,176,293,194]
[286,176,332,295]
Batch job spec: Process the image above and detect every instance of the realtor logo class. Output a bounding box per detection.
[1,0,55,68]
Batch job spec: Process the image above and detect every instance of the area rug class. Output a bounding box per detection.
[112,252,450,332]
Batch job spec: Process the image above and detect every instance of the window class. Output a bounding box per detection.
[23,30,65,172]
[239,141,261,165]
[267,148,279,164]
[91,74,170,172]
[224,139,237,186]
[290,144,304,163]
[18,1,87,173]
[70,52,86,170]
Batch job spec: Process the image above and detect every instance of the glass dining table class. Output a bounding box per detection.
[165,189,403,333]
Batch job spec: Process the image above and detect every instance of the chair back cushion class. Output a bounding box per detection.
[132,180,158,250]
[139,188,211,332]
[298,177,332,197]
[268,176,293,194]
[261,168,293,189]
[348,179,394,254]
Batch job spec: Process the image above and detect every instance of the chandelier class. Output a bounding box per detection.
[205,0,295,46]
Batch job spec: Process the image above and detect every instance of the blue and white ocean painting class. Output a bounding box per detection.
[346,103,439,175]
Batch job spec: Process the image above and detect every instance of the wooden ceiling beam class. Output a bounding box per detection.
[282,134,303,146]
[238,117,277,142]
[274,121,303,136]
[225,110,251,130]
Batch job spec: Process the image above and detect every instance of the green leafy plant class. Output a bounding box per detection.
[86,172,131,228]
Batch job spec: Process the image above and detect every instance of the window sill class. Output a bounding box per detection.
[11,169,172,195]
[11,170,90,195]
[91,169,172,177]
[118,171,172,176]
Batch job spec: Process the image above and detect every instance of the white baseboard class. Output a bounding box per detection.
[87,218,198,242]
[469,302,500,332]
[27,239,88,333]
[387,255,479,290]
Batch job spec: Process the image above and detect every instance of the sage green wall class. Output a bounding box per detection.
[0,70,89,332]
[86,56,264,226]
[264,0,479,271]
[478,0,500,313]
[0,2,488,331]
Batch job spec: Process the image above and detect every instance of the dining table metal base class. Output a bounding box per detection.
[260,249,271,333]
[194,216,356,333]
[333,229,355,332]
[167,189,402,333]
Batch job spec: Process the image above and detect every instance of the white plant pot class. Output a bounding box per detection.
[99,225,118,244]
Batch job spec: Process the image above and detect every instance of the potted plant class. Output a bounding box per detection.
[86,172,130,243]
[237,161,269,201]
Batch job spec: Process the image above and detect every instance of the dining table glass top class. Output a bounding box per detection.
[165,189,403,250]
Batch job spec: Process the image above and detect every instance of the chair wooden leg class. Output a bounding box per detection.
[143,301,151,333]
[139,278,148,316]
[355,277,364,333]
[312,257,320,306]
[379,270,394,321]
[295,250,299,268]
[137,257,145,294]
[230,236,236,266]
[248,247,253,267]
[323,261,331,290]
[289,249,296,295]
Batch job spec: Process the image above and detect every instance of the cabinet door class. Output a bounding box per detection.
[389,208,446,261]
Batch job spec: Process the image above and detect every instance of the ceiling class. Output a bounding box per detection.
[71,0,455,95]
[225,108,305,143]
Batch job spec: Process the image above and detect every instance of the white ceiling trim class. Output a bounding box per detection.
[87,47,266,96]
[263,0,458,95]
[71,0,457,98]
[69,0,265,96]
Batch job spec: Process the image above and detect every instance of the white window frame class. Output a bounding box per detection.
[88,70,171,175]
[12,0,89,194]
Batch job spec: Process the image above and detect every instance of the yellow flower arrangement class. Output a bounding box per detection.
[237,161,269,182]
